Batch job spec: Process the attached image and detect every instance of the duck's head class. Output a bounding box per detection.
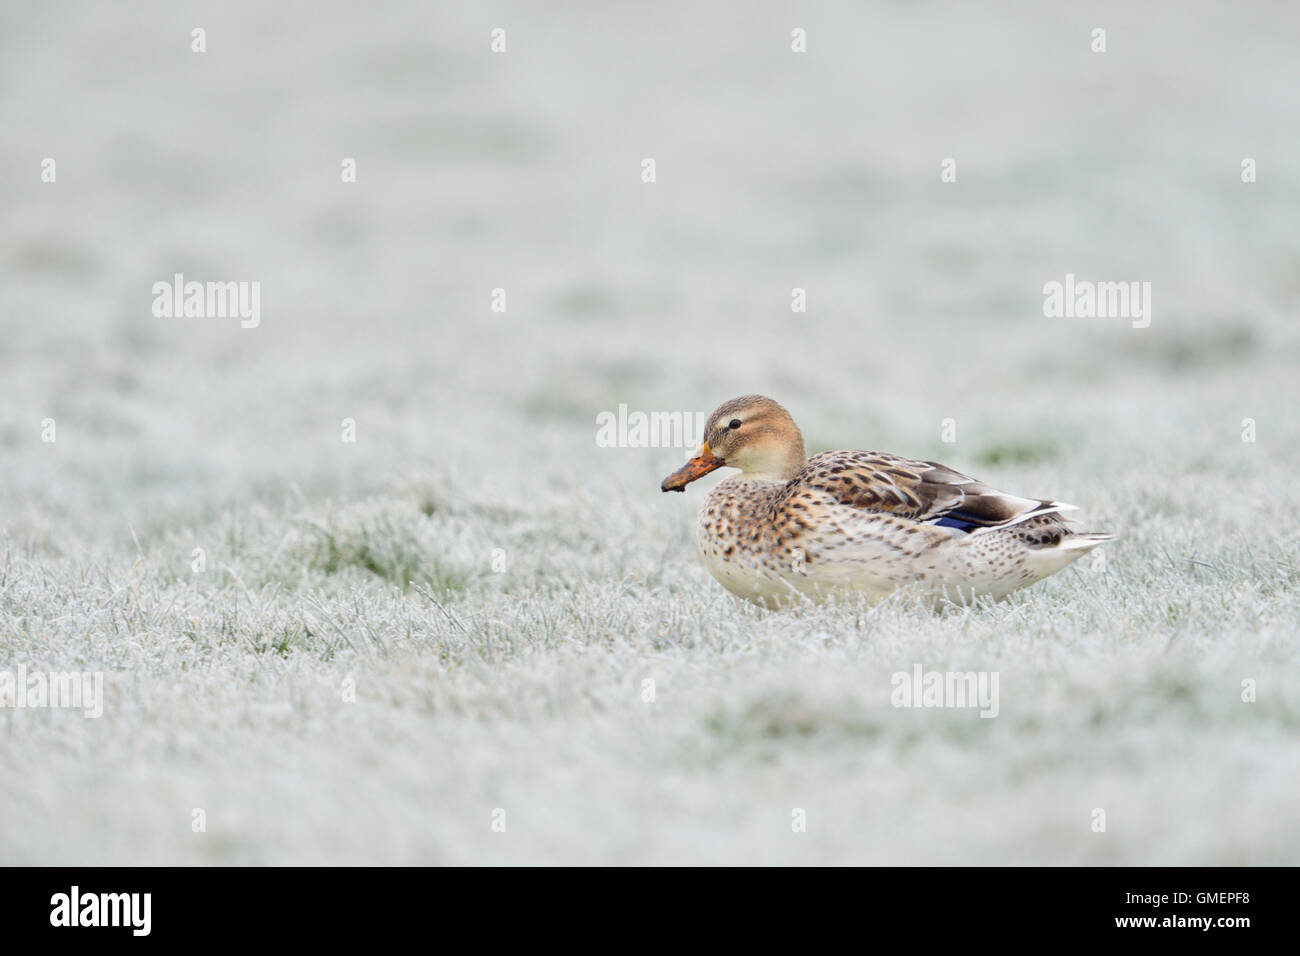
[661,394,807,492]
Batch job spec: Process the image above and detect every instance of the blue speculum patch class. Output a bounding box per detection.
[933,514,983,533]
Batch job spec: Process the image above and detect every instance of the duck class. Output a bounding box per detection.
[661,395,1110,607]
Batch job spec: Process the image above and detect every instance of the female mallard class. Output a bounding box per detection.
[661,395,1110,607]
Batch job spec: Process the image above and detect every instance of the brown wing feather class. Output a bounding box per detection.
[781,451,1066,530]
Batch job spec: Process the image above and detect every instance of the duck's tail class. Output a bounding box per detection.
[1023,528,1112,579]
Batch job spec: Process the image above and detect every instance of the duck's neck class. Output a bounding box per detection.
[740,434,807,482]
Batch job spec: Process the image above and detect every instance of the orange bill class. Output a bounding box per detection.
[661,443,725,492]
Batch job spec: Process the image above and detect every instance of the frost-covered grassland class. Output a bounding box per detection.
[2,2,1298,864]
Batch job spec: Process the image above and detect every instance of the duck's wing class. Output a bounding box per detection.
[783,451,1074,534]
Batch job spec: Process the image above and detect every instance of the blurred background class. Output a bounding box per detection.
[2,1,1297,545]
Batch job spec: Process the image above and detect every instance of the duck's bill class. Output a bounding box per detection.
[661,444,724,492]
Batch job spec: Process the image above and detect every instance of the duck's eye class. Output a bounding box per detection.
[728,419,742,430]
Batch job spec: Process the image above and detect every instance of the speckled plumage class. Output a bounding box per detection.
[662,396,1111,607]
